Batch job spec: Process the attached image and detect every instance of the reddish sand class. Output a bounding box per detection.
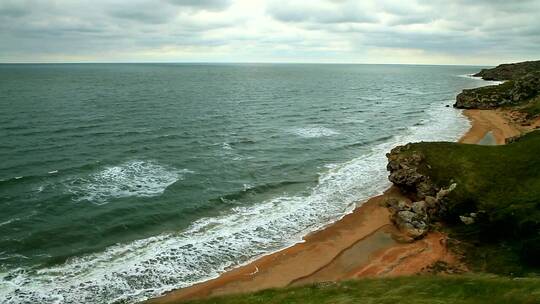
[460,109,521,144]
[147,187,406,303]
[147,108,518,304]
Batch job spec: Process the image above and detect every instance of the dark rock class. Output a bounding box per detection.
[386,146,436,198]
[454,83,513,109]
[505,135,522,144]
[389,168,425,189]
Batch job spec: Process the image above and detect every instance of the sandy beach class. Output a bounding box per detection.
[460,109,521,144]
[147,108,521,304]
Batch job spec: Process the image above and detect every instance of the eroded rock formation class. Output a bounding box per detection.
[385,145,456,240]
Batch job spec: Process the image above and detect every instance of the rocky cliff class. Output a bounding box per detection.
[474,60,540,81]
[384,144,458,239]
[454,71,540,109]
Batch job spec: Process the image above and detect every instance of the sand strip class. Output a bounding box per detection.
[147,108,518,304]
[460,109,520,144]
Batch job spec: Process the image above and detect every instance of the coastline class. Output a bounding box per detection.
[147,108,518,304]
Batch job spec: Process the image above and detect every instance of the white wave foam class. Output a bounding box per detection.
[0,218,19,227]
[457,74,504,85]
[0,104,470,304]
[66,161,189,204]
[290,126,339,138]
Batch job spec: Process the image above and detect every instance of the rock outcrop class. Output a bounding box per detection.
[385,144,457,239]
[386,144,437,200]
[454,71,540,109]
[385,185,456,240]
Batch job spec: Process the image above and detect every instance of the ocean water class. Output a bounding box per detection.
[0,64,496,303]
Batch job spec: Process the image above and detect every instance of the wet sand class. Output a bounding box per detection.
[147,108,518,304]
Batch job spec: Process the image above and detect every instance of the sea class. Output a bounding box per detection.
[0,63,497,303]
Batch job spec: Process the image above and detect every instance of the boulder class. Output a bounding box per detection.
[400,223,427,239]
[392,210,428,239]
[384,198,410,213]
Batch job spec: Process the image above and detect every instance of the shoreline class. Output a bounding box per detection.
[147,108,519,304]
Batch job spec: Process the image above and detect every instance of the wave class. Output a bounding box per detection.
[339,135,395,150]
[0,102,470,304]
[215,180,308,203]
[0,218,20,227]
[290,126,340,138]
[456,74,504,85]
[65,160,191,204]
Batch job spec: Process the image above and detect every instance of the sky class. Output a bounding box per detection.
[1,0,539,64]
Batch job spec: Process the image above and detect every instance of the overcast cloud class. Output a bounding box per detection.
[0,0,539,64]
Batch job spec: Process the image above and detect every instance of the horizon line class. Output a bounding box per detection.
[0,61,491,67]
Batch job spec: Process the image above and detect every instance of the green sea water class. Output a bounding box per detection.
[0,63,497,303]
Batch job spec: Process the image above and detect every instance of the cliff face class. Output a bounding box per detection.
[454,71,540,109]
[385,144,457,240]
[474,60,540,81]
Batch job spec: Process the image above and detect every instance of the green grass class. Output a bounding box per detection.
[400,131,540,274]
[183,275,540,304]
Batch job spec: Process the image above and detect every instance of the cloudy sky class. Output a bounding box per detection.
[1,0,539,64]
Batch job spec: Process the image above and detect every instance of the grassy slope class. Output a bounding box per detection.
[404,131,540,274]
[473,80,514,96]
[518,95,540,118]
[184,275,540,304]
